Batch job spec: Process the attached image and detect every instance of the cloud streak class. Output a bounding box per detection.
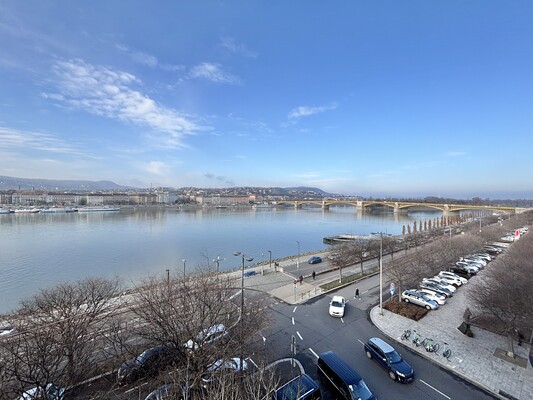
[0,126,84,156]
[286,103,337,126]
[45,59,203,147]
[189,62,241,84]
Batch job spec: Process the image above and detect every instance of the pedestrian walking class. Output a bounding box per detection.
[299,275,303,285]
[312,271,316,280]
[355,288,360,299]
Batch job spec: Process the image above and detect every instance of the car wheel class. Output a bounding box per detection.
[425,305,431,310]
[404,298,409,303]
[388,370,397,381]
[365,350,372,359]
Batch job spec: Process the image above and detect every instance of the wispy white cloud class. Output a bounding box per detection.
[116,44,158,68]
[0,126,84,156]
[285,103,338,126]
[45,59,203,147]
[189,62,241,85]
[139,161,168,175]
[220,36,257,58]
[292,172,321,179]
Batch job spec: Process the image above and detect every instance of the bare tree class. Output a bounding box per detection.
[16,277,122,385]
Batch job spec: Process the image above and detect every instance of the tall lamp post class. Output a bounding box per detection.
[213,256,221,273]
[296,241,300,269]
[182,259,186,280]
[233,252,254,374]
[378,233,384,316]
[268,250,272,273]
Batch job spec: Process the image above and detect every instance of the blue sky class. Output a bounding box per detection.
[0,1,532,199]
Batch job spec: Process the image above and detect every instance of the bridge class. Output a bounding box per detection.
[272,199,528,214]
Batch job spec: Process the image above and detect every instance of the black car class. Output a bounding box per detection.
[308,256,322,265]
[364,337,414,383]
[118,344,177,385]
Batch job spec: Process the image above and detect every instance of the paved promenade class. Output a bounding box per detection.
[240,250,533,400]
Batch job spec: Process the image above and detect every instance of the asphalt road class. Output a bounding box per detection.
[264,274,498,400]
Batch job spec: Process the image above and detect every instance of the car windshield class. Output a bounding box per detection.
[348,380,374,400]
[331,301,343,307]
[386,350,402,363]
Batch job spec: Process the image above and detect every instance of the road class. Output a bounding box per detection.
[263,273,498,400]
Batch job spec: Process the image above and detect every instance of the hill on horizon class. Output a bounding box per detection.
[0,175,132,191]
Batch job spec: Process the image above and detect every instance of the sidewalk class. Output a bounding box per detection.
[246,250,533,400]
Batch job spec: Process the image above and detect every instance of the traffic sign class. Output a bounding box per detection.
[390,282,396,295]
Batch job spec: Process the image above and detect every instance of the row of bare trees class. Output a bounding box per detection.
[0,266,277,399]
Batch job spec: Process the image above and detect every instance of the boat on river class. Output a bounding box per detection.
[40,207,78,213]
[0,208,12,214]
[77,206,120,212]
[13,208,40,213]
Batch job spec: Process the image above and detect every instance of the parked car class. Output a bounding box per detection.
[243,270,257,277]
[419,281,453,298]
[118,344,177,385]
[455,261,480,273]
[401,290,439,310]
[433,274,462,287]
[19,384,65,400]
[461,257,486,267]
[328,295,346,318]
[416,288,446,305]
[201,357,248,387]
[0,322,15,337]
[469,253,492,262]
[422,278,456,293]
[364,337,414,383]
[438,271,468,285]
[308,256,322,265]
[450,265,476,277]
[185,323,228,351]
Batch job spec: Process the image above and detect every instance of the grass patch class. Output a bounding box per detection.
[320,272,365,291]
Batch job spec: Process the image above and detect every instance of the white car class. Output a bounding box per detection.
[329,295,346,317]
[201,357,248,387]
[185,323,228,350]
[423,278,456,293]
[438,271,468,285]
[416,288,447,305]
[462,257,486,267]
[19,384,64,400]
[434,274,462,287]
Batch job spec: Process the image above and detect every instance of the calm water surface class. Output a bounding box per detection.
[0,207,440,314]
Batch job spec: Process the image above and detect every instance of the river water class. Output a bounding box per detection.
[0,206,441,314]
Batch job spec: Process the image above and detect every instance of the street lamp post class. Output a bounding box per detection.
[268,250,272,273]
[213,256,220,273]
[182,259,186,280]
[296,241,300,269]
[233,252,253,374]
[379,233,383,315]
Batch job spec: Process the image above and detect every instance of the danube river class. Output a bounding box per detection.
[0,206,441,314]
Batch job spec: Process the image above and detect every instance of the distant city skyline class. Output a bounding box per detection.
[1,2,532,199]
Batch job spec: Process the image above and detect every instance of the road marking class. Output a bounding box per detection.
[292,317,295,325]
[125,382,148,394]
[357,339,365,346]
[229,289,242,300]
[297,331,303,340]
[293,306,298,313]
[340,317,345,323]
[309,348,319,359]
[419,379,451,399]
[248,357,259,368]
[362,289,369,294]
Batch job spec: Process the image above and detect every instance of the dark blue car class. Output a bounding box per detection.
[364,337,414,383]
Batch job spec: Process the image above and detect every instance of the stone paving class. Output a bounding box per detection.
[240,251,533,400]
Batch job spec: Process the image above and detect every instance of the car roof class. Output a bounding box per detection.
[368,337,395,353]
[276,373,319,400]
[331,295,344,301]
[319,351,362,384]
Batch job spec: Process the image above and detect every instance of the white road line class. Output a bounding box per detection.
[419,379,451,400]
[293,306,298,313]
[309,348,319,359]
[247,357,259,368]
[357,339,365,345]
[297,331,303,340]
[340,317,345,323]
[362,289,369,294]
[292,317,295,325]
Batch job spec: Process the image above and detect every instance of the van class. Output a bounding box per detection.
[317,351,377,400]
[274,373,321,400]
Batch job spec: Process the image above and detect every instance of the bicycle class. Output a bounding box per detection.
[442,342,452,360]
[401,329,411,341]
[412,330,422,347]
[422,337,440,353]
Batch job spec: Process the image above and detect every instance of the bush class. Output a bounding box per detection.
[383,300,429,321]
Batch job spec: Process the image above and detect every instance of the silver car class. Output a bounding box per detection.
[401,290,439,310]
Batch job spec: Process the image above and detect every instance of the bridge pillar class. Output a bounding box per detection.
[294,202,301,209]
[321,201,329,210]
[393,202,400,213]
